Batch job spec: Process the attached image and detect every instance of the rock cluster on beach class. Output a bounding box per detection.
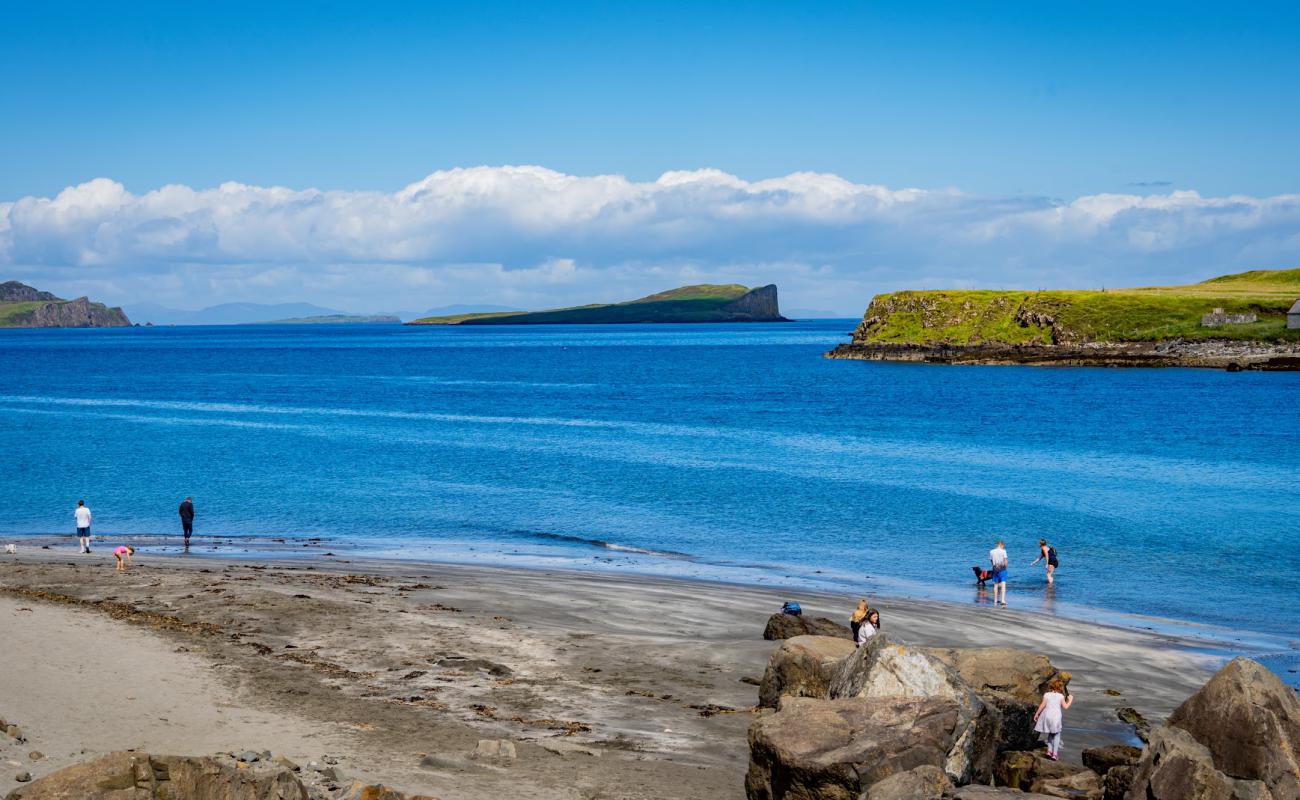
[746,630,1300,800]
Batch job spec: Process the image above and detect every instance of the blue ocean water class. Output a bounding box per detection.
[1,322,1298,645]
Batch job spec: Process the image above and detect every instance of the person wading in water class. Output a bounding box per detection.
[178,496,195,551]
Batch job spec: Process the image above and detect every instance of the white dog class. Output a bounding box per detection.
[3,544,15,554]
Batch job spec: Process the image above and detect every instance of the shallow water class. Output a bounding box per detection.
[1,321,1297,645]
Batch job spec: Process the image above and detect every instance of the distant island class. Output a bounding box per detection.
[0,281,131,328]
[260,314,400,325]
[827,268,1300,370]
[408,284,787,325]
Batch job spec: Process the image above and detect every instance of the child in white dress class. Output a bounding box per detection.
[1033,678,1074,760]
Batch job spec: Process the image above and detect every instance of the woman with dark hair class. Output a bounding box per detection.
[1033,678,1073,760]
[1030,538,1059,585]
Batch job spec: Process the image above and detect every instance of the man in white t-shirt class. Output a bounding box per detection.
[74,500,92,554]
[989,539,1009,607]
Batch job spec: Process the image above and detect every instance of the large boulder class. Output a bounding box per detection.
[923,647,1065,702]
[758,635,856,708]
[1082,745,1142,776]
[863,764,952,800]
[829,636,1000,784]
[995,750,1097,794]
[5,752,309,800]
[1163,657,1300,798]
[1124,725,1261,800]
[947,787,1058,799]
[763,612,852,640]
[745,696,973,800]
[924,647,1068,753]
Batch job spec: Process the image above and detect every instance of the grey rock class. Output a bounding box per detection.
[1125,725,1239,800]
[13,772,31,783]
[1102,765,1135,800]
[317,765,345,783]
[4,752,308,799]
[758,635,856,708]
[1165,657,1300,798]
[5,725,23,741]
[1081,745,1141,776]
[994,750,1093,793]
[471,739,517,761]
[864,764,952,800]
[25,753,43,763]
[828,635,1000,785]
[763,612,852,641]
[745,695,984,799]
[946,787,1057,799]
[238,750,261,763]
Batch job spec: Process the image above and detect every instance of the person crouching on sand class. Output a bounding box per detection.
[113,545,135,572]
[1033,678,1073,760]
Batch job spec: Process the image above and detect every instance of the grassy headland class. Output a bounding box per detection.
[852,268,1300,346]
[408,283,787,325]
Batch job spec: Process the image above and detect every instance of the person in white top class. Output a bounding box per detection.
[988,540,1009,607]
[74,500,93,554]
[856,608,881,645]
[1033,678,1074,760]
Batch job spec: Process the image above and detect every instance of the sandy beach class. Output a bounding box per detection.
[0,545,1225,799]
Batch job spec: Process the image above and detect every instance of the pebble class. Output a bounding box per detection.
[14,771,31,782]
[471,739,517,761]
[237,750,260,763]
[318,765,345,782]
[28,751,44,761]
[5,725,23,740]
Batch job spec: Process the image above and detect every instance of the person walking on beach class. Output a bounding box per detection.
[113,545,135,572]
[1030,538,1059,585]
[1033,678,1073,760]
[989,539,1009,607]
[74,500,92,553]
[178,496,195,551]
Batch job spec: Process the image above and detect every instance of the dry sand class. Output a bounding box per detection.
[0,547,1225,798]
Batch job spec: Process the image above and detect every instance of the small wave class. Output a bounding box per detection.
[513,530,695,561]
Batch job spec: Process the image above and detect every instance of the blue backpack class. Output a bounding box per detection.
[781,601,802,616]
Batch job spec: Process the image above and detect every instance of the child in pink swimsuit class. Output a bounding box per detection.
[113,545,135,572]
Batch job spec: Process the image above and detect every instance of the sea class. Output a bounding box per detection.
[1,321,1298,663]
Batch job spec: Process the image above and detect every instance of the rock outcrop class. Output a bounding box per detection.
[4,752,438,800]
[745,696,975,800]
[826,636,1000,785]
[0,282,58,302]
[5,752,309,800]
[1127,657,1299,800]
[924,647,1069,753]
[762,612,851,641]
[758,635,856,708]
[863,764,952,800]
[0,282,131,328]
[721,284,786,321]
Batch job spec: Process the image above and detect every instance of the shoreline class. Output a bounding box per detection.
[5,529,1295,659]
[825,339,1300,370]
[0,545,1259,798]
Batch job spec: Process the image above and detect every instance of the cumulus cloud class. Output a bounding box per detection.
[1,166,1297,314]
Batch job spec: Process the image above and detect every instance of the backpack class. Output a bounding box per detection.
[781,601,802,616]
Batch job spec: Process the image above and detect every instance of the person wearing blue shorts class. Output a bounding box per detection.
[989,539,1009,607]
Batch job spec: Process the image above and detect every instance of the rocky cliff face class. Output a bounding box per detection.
[0,281,59,303]
[0,282,132,328]
[13,297,132,328]
[722,284,786,321]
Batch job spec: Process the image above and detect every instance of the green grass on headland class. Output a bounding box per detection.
[409,284,779,325]
[856,269,1300,346]
[0,301,45,325]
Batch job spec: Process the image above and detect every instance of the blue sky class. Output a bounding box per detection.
[2,1,1299,313]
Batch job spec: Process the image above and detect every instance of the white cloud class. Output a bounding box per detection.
[2,167,1298,314]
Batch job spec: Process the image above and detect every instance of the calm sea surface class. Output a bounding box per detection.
[2,322,1298,645]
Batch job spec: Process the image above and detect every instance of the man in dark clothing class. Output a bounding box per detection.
[179,497,195,551]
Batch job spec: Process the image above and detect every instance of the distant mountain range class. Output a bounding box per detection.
[123,302,517,325]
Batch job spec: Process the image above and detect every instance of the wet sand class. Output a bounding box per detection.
[0,547,1223,798]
